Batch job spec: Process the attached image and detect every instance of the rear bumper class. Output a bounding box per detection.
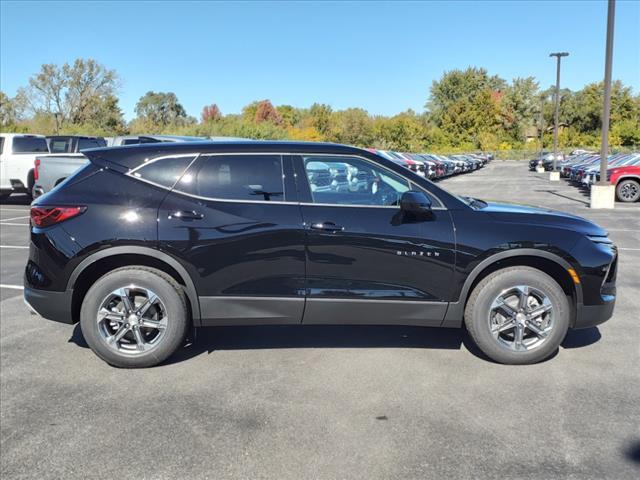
[574,294,616,329]
[24,286,75,324]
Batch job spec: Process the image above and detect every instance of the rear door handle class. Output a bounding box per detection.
[168,210,204,220]
[310,222,344,232]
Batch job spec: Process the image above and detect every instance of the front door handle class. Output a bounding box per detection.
[310,222,344,232]
[168,210,204,220]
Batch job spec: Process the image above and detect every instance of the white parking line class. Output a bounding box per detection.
[0,245,29,249]
[0,208,28,212]
[0,223,29,226]
[0,215,29,222]
[0,284,23,290]
[619,248,640,251]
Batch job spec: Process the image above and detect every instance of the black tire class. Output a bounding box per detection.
[80,266,189,368]
[615,179,640,203]
[464,267,570,365]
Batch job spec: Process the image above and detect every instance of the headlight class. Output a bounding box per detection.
[587,235,613,245]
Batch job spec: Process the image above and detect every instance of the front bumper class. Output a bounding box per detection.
[24,286,75,324]
[574,294,616,329]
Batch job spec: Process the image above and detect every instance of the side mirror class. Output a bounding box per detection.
[400,190,432,213]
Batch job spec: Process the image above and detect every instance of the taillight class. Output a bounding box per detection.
[30,206,86,228]
[34,158,40,181]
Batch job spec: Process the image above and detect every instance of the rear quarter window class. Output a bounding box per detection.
[130,155,197,188]
[12,137,49,154]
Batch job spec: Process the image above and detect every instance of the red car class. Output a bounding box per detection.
[608,165,640,202]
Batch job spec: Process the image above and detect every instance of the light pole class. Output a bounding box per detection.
[591,0,617,209]
[539,95,545,156]
[549,52,569,178]
[598,0,615,186]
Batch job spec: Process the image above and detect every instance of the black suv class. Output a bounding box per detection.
[24,141,617,367]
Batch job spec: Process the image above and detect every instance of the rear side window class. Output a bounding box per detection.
[0,137,4,154]
[130,155,197,188]
[12,137,49,153]
[78,138,106,150]
[176,154,284,201]
[49,139,72,153]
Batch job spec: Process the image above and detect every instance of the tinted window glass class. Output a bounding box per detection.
[78,138,106,150]
[131,155,196,188]
[12,137,49,153]
[122,138,141,145]
[0,137,4,154]
[177,154,284,201]
[303,155,410,206]
[49,139,72,153]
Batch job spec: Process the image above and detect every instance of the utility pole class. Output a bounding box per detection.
[549,52,569,178]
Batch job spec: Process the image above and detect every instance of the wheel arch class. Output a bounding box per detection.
[68,246,201,325]
[442,249,583,327]
[615,174,640,184]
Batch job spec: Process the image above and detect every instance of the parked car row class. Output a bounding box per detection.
[367,149,491,179]
[1,132,493,201]
[556,151,640,202]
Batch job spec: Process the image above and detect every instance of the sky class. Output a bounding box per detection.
[1,0,639,121]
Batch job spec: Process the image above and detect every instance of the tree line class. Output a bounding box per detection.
[1,59,639,151]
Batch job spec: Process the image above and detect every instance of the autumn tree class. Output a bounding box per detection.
[134,91,188,127]
[0,91,21,128]
[254,100,282,124]
[201,103,222,123]
[15,58,124,133]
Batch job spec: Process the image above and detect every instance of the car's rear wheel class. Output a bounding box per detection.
[464,267,569,364]
[616,179,640,203]
[80,266,188,368]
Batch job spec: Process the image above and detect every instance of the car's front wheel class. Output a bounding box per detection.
[80,266,189,368]
[464,267,569,364]
[616,179,640,203]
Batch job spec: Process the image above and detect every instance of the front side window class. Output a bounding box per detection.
[131,155,197,188]
[176,154,284,202]
[302,155,410,207]
[12,136,49,154]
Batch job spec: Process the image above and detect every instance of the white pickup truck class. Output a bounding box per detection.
[0,133,49,199]
[32,136,106,198]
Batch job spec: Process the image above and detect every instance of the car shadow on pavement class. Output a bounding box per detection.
[624,440,640,464]
[534,189,590,206]
[70,323,472,364]
[68,324,602,367]
[561,327,601,348]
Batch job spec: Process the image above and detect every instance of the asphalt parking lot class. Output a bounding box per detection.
[1,160,639,479]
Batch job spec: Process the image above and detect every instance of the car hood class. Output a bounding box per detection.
[482,201,607,236]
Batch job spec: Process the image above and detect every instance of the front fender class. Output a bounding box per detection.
[442,248,583,327]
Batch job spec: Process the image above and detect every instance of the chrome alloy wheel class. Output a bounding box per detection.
[488,285,554,352]
[97,286,168,356]
[619,181,639,201]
